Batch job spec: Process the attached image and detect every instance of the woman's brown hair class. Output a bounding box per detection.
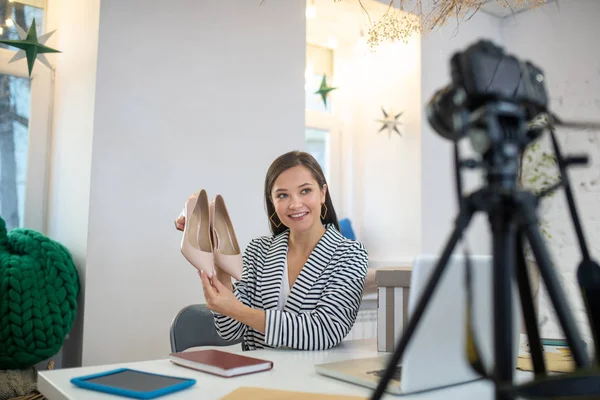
[264,151,339,235]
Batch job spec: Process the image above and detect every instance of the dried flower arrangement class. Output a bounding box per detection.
[357,0,547,50]
[519,114,561,240]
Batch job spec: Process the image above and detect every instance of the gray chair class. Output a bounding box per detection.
[169,304,243,353]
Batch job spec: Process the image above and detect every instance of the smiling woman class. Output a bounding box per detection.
[202,150,369,351]
[265,151,338,236]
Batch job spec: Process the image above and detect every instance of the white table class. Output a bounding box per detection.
[38,339,529,399]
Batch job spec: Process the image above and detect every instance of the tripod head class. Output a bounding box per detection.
[426,40,551,190]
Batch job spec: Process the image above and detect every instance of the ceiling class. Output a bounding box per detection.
[305,0,558,47]
[479,0,557,18]
[306,0,416,47]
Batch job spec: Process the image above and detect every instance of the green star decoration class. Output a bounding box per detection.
[0,18,60,77]
[315,75,336,107]
[377,107,403,138]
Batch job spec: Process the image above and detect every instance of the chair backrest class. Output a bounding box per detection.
[169,304,243,353]
[339,218,357,240]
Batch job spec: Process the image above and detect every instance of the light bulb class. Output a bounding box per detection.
[5,19,13,27]
[305,63,314,82]
[306,1,316,19]
[327,36,338,49]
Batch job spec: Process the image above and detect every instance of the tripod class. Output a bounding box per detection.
[370,103,600,400]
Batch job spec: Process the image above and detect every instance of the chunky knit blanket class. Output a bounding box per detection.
[0,216,79,370]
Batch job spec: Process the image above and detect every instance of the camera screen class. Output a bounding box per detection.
[473,52,523,99]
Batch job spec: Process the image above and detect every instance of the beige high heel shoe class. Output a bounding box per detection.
[210,194,242,281]
[180,190,215,276]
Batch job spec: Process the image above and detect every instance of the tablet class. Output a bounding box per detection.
[71,368,196,399]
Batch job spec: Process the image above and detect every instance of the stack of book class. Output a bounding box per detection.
[517,338,576,373]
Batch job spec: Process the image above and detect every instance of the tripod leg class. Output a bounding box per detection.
[519,198,589,368]
[489,212,516,400]
[515,229,546,376]
[549,127,600,364]
[370,204,475,400]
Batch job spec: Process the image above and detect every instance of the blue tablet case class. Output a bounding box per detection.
[71,368,196,399]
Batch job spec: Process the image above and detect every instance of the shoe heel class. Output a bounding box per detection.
[210,195,242,281]
[180,189,215,275]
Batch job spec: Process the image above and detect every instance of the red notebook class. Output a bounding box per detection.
[169,349,273,378]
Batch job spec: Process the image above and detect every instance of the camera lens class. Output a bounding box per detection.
[427,86,464,142]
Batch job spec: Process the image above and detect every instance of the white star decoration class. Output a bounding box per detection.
[377,107,403,138]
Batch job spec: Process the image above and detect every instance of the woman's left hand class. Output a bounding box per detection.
[200,270,241,316]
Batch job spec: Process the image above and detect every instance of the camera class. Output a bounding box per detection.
[427,40,549,146]
[372,39,600,400]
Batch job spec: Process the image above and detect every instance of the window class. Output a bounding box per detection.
[305,43,338,189]
[305,127,330,182]
[0,74,31,230]
[0,0,52,233]
[0,0,45,50]
[305,43,334,115]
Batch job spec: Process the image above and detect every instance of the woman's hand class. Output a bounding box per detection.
[200,270,267,334]
[174,213,185,231]
[214,266,234,292]
[200,270,241,316]
[363,268,377,295]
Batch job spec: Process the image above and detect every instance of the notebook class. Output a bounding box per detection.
[221,387,366,400]
[169,349,273,378]
[517,352,575,373]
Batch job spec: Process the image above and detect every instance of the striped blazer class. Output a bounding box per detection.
[212,225,368,351]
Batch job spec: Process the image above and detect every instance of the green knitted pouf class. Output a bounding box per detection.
[0,216,79,370]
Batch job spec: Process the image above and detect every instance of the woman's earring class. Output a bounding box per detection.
[321,203,328,219]
[270,212,282,228]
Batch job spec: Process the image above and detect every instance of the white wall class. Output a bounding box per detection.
[312,3,503,266]
[306,0,422,267]
[44,0,100,368]
[420,12,503,256]
[501,0,600,344]
[46,0,305,366]
[347,37,422,267]
[418,0,600,344]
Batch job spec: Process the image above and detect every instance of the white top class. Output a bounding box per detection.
[277,255,291,310]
